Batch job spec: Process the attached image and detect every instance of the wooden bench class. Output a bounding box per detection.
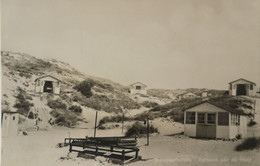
[64,136,139,162]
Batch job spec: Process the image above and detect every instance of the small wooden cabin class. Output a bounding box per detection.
[184,102,248,139]
[229,78,256,96]
[35,75,61,95]
[2,112,19,137]
[129,82,147,95]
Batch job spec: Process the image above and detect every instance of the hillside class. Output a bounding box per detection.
[2,51,254,131]
[1,51,142,128]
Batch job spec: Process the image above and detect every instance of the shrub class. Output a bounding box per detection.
[141,101,159,108]
[248,120,257,127]
[74,79,94,98]
[18,72,32,78]
[69,105,82,113]
[235,137,260,151]
[47,99,67,110]
[14,87,34,116]
[99,115,133,126]
[50,109,81,127]
[125,122,158,137]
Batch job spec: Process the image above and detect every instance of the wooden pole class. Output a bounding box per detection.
[146,118,149,146]
[122,109,125,134]
[253,99,256,120]
[94,111,98,138]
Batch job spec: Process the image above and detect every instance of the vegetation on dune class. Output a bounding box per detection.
[47,99,67,110]
[235,137,260,151]
[50,109,82,127]
[73,79,94,98]
[72,79,140,113]
[13,87,34,116]
[141,101,159,108]
[69,105,82,113]
[248,119,257,127]
[125,122,159,137]
[98,115,133,126]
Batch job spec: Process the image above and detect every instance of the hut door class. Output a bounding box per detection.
[196,113,216,138]
[236,84,246,96]
[43,81,53,93]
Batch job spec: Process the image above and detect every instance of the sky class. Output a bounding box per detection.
[1,0,260,90]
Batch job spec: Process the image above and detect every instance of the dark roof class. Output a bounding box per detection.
[129,82,147,87]
[229,78,256,86]
[2,111,19,114]
[183,101,248,116]
[35,75,62,82]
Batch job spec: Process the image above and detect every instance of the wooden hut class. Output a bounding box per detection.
[184,101,248,139]
[129,82,147,95]
[35,75,61,95]
[2,112,19,137]
[229,78,256,96]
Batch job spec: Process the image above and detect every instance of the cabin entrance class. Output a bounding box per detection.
[43,81,53,93]
[236,84,246,96]
[196,113,216,138]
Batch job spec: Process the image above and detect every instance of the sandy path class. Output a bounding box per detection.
[2,127,259,166]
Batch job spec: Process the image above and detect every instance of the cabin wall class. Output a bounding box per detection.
[129,84,147,94]
[2,113,19,137]
[238,116,247,139]
[184,124,196,137]
[216,126,229,139]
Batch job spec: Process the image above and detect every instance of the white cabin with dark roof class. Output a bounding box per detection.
[129,82,147,95]
[35,75,61,95]
[229,78,256,96]
[184,102,248,139]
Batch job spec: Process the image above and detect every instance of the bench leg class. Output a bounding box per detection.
[69,144,72,152]
[95,146,98,156]
[122,150,125,161]
[135,149,139,159]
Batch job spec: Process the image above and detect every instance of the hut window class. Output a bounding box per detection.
[186,112,195,124]
[207,113,216,124]
[13,116,15,120]
[231,114,237,126]
[136,86,141,90]
[236,115,240,126]
[229,84,232,90]
[218,112,229,125]
[197,113,205,124]
[250,84,253,90]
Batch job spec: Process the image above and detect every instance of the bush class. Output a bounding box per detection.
[125,122,158,137]
[14,87,34,115]
[141,101,159,108]
[47,99,67,110]
[99,115,133,126]
[74,79,94,98]
[50,109,81,127]
[69,105,82,113]
[248,120,257,127]
[235,137,260,151]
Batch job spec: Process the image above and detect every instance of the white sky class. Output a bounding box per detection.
[1,0,260,89]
